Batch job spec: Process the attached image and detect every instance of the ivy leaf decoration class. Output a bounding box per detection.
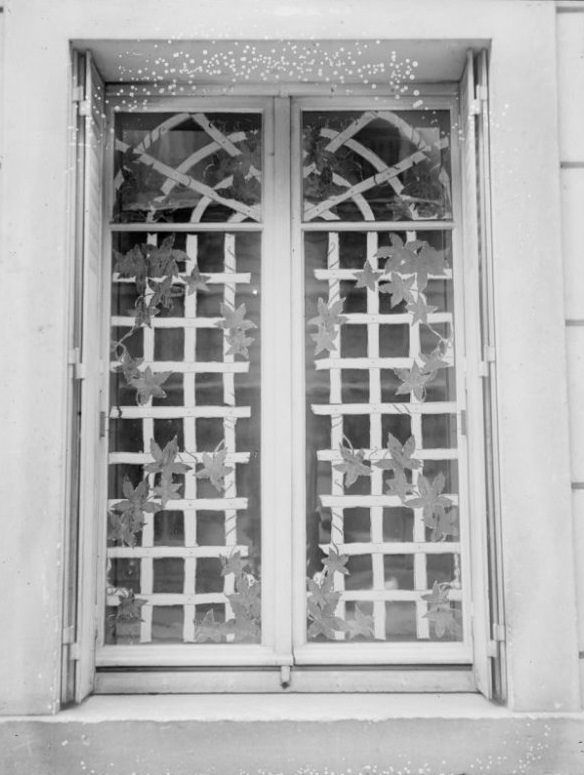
[322,544,350,576]
[406,294,438,325]
[226,329,255,358]
[117,350,143,384]
[128,366,172,405]
[422,582,462,639]
[112,478,161,529]
[412,244,448,291]
[226,574,262,642]
[354,261,383,291]
[375,234,423,274]
[184,265,210,295]
[145,235,185,279]
[153,473,182,509]
[433,506,460,541]
[115,590,146,624]
[308,297,347,331]
[334,443,371,487]
[307,611,349,639]
[378,273,415,307]
[194,609,224,643]
[385,469,414,501]
[196,447,233,493]
[108,510,141,547]
[220,550,248,577]
[420,349,449,375]
[133,296,159,329]
[407,472,453,528]
[310,326,337,356]
[114,245,148,293]
[394,361,434,401]
[376,433,421,472]
[346,605,375,640]
[144,436,192,477]
[148,276,176,310]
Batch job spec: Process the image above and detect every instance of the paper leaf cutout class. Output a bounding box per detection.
[114,245,148,292]
[433,506,460,541]
[144,436,192,477]
[376,433,421,473]
[407,472,453,527]
[311,326,337,355]
[422,582,462,639]
[385,469,414,501]
[133,296,159,329]
[226,574,262,642]
[153,473,182,509]
[375,234,423,273]
[184,265,210,295]
[412,244,448,291]
[108,510,142,547]
[420,349,449,375]
[196,448,233,493]
[226,329,255,358]
[322,544,350,576]
[194,609,224,643]
[334,444,371,487]
[148,275,176,310]
[144,235,185,279]
[346,605,375,640]
[378,273,415,306]
[407,294,438,325]
[216,303,256,360]
[354,261,383,291]
[308,297,347,332]
[394,361,433,401]
[117,350,143,384]
[220,550,248,577]
[115,590,146,624]
[128,366,172,405]
[112,478,161,529]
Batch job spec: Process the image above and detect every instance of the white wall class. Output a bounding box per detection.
[0,0,580,713]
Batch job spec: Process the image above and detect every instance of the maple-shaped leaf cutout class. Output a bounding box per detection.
[196,448,233,493]
[148,275,176,310]
[226,329,255,358]
[115,590,146,624]
[412,244,448,291]
[144,436,192,477]
[385,469,414,502]
[226,575,261,632]
[144,235,184,279]
[220,550,248,577]
[407,294,437,325]
[433,506,459,540]
[153,474,182,509]
[378,273,415,306]
[346,604,375,640]
[307,577,341,610]
[354,261,383,291]
[420,349,449,375]
[334,444,371,487]
[322,544,350,576]
[112,477,161,525]
[133,296,159,329]
[114,245,148,292]
[117,350,143,384]
[375,234,424,273]
[194,609,224,643]
[394,361,434,401]
[407,472,453,527]
[108,510,141,547]
[128,367,172,405]
[217,302,257,333]
[311,325,337,356]
[184,265,210,295]
[376,433,421,473]
[308,297,347,332]
[422,582,461,639]
[308,613,349,639]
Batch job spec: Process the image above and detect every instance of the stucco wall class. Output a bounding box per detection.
[0,0,580,716]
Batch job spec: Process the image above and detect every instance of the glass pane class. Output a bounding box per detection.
[105,230,262,645]
[113,112,262,224]
[302,110,451,222]
[305,229,463,643]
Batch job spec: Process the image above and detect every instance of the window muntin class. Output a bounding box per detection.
[101,96,472,665]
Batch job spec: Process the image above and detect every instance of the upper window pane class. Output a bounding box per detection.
[113,112,262,224]
[302,110,451,222]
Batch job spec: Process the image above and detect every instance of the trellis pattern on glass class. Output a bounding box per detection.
[105,111,262,645]
[304,108,463,643]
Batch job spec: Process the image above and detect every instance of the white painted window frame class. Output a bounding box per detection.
[69,56,496,698]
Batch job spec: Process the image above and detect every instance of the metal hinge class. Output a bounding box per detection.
[487,623,505,658]
[476,84,488,103]
[68,347,86,380]
[62,626,81,661]
[72,85,90,116]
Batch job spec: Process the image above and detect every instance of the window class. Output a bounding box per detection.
[71,50,499,698]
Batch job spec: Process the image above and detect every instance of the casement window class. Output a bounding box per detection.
[68,48,504,700]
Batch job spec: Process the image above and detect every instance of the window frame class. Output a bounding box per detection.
[70,54,497,698]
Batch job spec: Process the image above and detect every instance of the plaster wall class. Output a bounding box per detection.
[0,0,580,716]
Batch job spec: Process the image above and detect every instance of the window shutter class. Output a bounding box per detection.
[459,49,504,700]
[72,51,106,703]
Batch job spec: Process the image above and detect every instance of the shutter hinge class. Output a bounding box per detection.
[72,86,90,116]
[68,347,86,380]
[487,623,505,658]
[485,345,496,363]
[469,99,481,117]
[62,626,81,661]
[459,409,467,436]
[476,84,488,103]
